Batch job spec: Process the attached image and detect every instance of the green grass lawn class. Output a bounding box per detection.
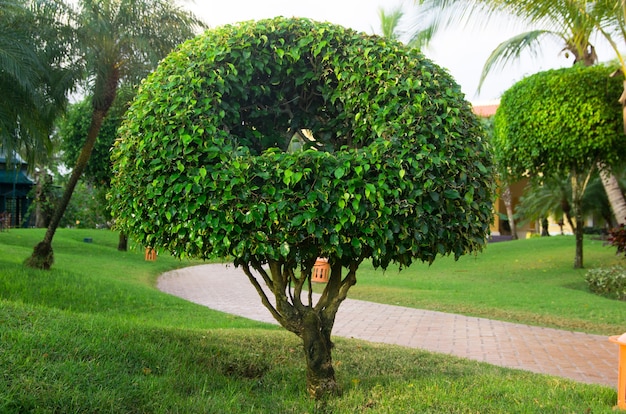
[0,229,620,413]
[347,235,626,335]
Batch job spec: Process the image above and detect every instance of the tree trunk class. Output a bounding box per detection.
[620,80,626,136]
[598,163,626,226]
[241,258,358,399]
[611,80,626,226]
[302,310,339,399]
[118,232,128,251]
[34,169,46,228]
[24,70,119,270]
[541,218,550,236]
[574,216,584,269]
[501,185,518,239]
[570,171,591,269]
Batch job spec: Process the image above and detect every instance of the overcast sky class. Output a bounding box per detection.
[183,0,596,104]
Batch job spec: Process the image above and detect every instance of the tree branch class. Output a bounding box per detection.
[294,257,316,309]
[251,258,274,292]
[241,262,285,326]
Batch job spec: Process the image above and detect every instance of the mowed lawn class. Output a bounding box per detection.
[348,235,626,335]
[0,229,621,413]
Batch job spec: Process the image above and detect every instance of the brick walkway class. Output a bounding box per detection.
[158,263,619,388]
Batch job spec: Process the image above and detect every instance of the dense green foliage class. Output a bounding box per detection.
[0,0,75,165]
[493,64,626,267]
[111,17,494,270]
[493,64,626,177]
[586,265,626,301]
[61,87,134,186]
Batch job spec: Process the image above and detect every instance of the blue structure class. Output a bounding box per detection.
[0,152,34,228]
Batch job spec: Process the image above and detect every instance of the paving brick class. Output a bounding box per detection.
[158,264,620,388]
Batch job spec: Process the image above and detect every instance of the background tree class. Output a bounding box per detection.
[588,1,626,121]
[376,3,431,49]
[493,64,626,268]
[516,174,576,237]
[581,0,626,225]
[377,4,405,41]
[25,0,204,269]
[110,17,495,399]
[516,170,618,236]
[480,115,519,239]
[415,0,600,83]
[414,0,626,227]
[29,168,58,227]
[60,87,134,248]
[61,89,133,187]
[0,0,75,166]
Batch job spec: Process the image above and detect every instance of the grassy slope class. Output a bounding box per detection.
[0,229,619,413]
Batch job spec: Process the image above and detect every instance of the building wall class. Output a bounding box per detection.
[0,153,34,228]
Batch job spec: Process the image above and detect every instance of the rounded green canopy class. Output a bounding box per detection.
[110,17,494,269]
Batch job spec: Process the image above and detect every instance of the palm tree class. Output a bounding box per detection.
[517,170,617,235]
[0,0,73,166]
[377,5,405,40]
[414,0,626,226]
[376,3,432,49]
[60,86,136,250]
[586,1,626,106]
[25,0,204,269]
[577,0,626,225]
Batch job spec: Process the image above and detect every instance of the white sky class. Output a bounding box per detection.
[182,0,618,104]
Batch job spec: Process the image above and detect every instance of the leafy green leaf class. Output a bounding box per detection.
[280,241,290,257]
[334,167,345,179]
[444,189,460,199]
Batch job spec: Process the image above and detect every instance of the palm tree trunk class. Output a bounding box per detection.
[606,81,626,226]
[34,168,47,228]
[620,81,626,135]
[25,70,119,270]
[599,163,626,226]
[572,191,584,269]
[501,185,518,239]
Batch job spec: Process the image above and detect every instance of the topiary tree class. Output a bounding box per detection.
[493,64,626,268]
[110,17,495,398]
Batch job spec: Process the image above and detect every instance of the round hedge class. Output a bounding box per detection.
[110,17,494,269]
[494,64,626,177]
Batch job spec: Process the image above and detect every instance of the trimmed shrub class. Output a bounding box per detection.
[585,266,626,300]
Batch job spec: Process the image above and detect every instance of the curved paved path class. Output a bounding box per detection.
[158,263,618,388]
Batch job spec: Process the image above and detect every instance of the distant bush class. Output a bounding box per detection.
[585,266,626,300]
[583,227,607,236]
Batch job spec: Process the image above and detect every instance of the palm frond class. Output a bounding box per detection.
[406,24,435,50]
[478,30,554,92]
[415,0,518,37]
[377,5,405,41]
